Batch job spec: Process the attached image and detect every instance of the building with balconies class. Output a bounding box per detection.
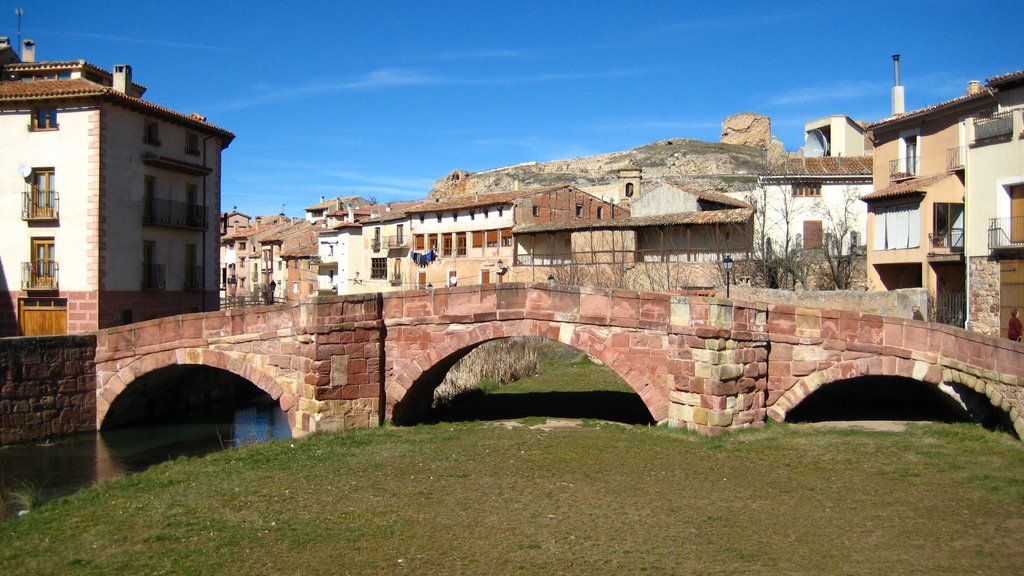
[963,70,1024,335]
[864,66,1024,333]
[0,39,233,335]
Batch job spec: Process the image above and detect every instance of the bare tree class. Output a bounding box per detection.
[815,187,862,290]
[747,181,810,290]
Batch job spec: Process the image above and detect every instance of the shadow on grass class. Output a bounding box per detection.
[428,390,655,425]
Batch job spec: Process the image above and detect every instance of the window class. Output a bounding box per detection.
[933,203,964,250]
[873,203,921,250]
[415,234,426,250]
[470,209,476,220]
[575,204,584,217]
[185,133,200,156]
[31,108,57,130]
[456,234,467,256]
[144,175,156,220]
[442,234,453,256]
[803,220,823,249]
[791,182,821,197]
[371,258,387,279]
[396,224,404,245]
[436,213,442,223]
[486,230,498,247]
[144,121,160,146]
[498,207,503,217]
[472,231,484,248]
[184,243,200,290]
[419,214,425,223]
[453,211,458,222]
[30,238,56,285]
[532,206,541,217]
[501,229,513,247]
[625,182,634,197]
[597,206,605,219]
[25,168,56,219]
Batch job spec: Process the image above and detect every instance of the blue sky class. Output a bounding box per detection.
[2,1,1019,216]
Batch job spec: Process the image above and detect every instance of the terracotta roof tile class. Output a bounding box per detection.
[279,242,319,258]
[869,90,993,129]
[0,77,233,141]
[987,69,1024,87]
[304,195,369,211]
[407,184,572,214]
[860,173,950,202]
[763,156,873,176]
[513,208,752,234]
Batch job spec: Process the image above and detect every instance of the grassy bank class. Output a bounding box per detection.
[2,420,1023,575]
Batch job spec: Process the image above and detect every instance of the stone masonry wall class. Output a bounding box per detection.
[967,256,1000,335]
[0,335,97,444]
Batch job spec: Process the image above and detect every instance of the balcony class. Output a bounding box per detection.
[184,265,203,291]
[973,111,1013,146]
[22,188,58,221]
[386,235,408,249]
[989,216,1024,250]
[21,261,58,291]
[946,146,965,171]
[143,198,208,230]
[927,229,964,262]
[372,238,382,252]
[142,263,166,290]
[889,156,918,182]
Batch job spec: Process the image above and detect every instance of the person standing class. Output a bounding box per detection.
[1009,309,1022,342]
[911,305,925,321]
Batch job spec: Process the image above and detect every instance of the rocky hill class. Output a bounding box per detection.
[429,137,771,199]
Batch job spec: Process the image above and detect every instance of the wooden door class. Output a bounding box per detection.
[19,298,67,336]
[481,269,491,285]
[31,238,56,287]
[1001,259,1024,338]
[1011,185,1024,243]
[417,270,427,289]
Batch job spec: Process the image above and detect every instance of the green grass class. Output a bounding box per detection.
[1,422,1023,575]
[4,355,1024,574]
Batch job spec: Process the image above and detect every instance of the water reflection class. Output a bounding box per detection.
[0,396,291,516]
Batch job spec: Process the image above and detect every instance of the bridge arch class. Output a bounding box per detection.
[97,348,300,431]
[767,356,1021,434]
[385,319,672,425]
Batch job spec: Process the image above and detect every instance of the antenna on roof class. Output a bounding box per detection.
[280,203,285,216]
[14,8,23,57]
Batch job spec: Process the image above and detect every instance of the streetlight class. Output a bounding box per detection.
[723,255,734,299]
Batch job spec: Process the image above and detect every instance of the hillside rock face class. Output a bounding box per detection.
[429,138,765,199]
[720,112,771,148]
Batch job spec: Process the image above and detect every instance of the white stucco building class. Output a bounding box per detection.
[0,39,233,335]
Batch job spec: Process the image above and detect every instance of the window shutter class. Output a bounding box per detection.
[472,231,484,247]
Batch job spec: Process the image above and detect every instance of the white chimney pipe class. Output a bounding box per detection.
[21,39,34,63]
[113,64,132,93]
[891,54,905,115]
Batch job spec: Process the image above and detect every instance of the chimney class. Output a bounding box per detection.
[112,64,132,93]
[347,206,354,222]
[21,39,35,63]
[320,195,325,203]
[0,37,10,51]
[966,80,982,96]
[891,54,905,115]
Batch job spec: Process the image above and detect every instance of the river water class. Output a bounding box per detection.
[0,396,292,516]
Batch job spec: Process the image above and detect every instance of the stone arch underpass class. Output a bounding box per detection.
[90,283,1024,439]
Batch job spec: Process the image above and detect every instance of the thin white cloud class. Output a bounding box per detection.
[762,80,889,107]
[34,30,237,52]
[663,10,816,31]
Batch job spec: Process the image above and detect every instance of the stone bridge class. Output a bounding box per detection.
[93,283,1024,438]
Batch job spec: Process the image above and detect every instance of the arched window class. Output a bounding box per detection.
[625,182,634,197]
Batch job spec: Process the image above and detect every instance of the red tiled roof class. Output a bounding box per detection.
[406,184,572,214]
[513,208,753,234]
[279,242,319,258]
[868,90,993,130]
[0,77,234,142]
[860,173,950,202]
[987,69,1024,87]
[261,220,317,243]
[763,156,873,177]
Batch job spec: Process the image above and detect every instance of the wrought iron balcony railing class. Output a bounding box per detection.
[184,265,203,291]
[143,198,208,230]
[22,260,58,290]
[928,228,964,254]
[142,263,166,290]
[989,216,1024,249]
[889,156,918,181]
[974,111,1013,145]
[372,238,382,251]
[22,187,58,220]
[386,235,408,248]
[390,274,403,287]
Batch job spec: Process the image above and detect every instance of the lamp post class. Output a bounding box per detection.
[723,255,734,299]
